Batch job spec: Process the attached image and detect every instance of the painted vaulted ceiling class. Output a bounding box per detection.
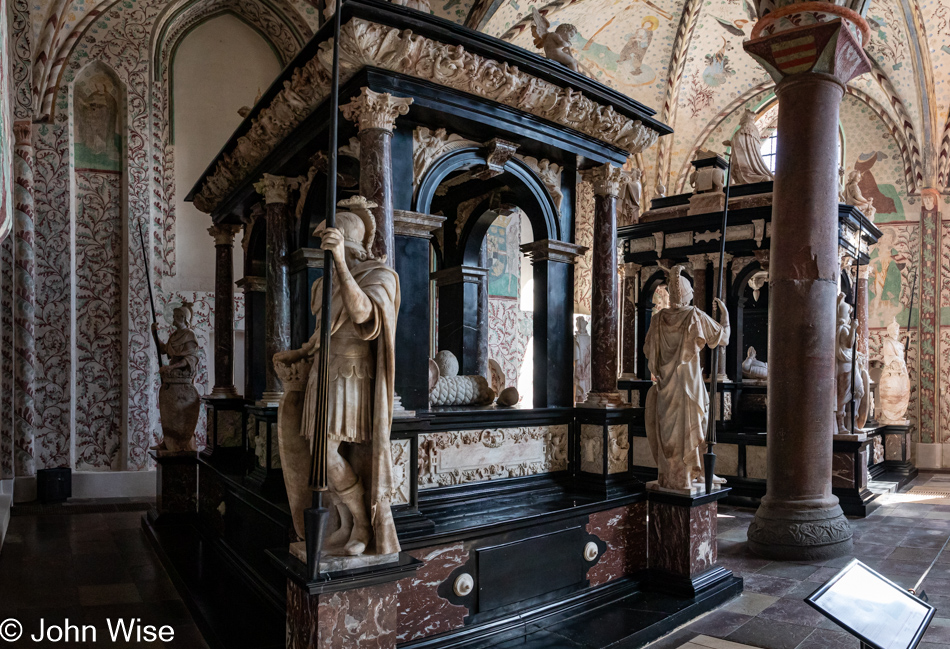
[27,0,947,193]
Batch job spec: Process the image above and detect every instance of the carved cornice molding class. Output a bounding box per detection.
[340,87,413,133]
[430,265,488,286]
[192,17,660,214]
[582,163,625,198]
[236,276,266,292]
[520,239,588,264]
[290,248,326,273]
[393,210,446,238]
[208,223,241,245]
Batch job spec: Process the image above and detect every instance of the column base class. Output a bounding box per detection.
[209,385,240,399]
[577,391,630,409]
[748,502,853,561]
[257,391,284,407]
[392,393,415,419]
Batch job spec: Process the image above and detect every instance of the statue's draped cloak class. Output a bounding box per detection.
[301,259,401,555]
[164,329,199,373]
[730,123,773,185]
[643,306,727,488]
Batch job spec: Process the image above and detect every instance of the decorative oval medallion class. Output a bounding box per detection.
[584,541,599,562]
[453,573,474,597]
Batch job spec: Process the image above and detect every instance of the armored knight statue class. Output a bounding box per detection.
[531,8,580,72]
[644,265,730,491]
[877,317,911,424]
[835,293,870,433]
[722,110,773,184]
[273,196,401,558]
[153,303,200,452]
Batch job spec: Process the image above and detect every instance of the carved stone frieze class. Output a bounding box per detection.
[340,87,413,132]
[518,155,563,210]
[413,127,481,196]
[418,425,568,488]
[193,18,660,213]
[391,438,411,504]
[580,424,629,474]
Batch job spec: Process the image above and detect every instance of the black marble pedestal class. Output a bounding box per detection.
[148,450,198,525]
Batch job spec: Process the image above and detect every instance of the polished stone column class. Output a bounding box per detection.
[856,264,870,362]
[709,252,732,380]
[208,224,241,398]
[340,87,413,263]
[619,262,640,378]
[341,88,414,412]
[744,15,871,560]
[12,120,35,478]
[688,254,709,374]
[254,175,298,406]
[580,163,626,408]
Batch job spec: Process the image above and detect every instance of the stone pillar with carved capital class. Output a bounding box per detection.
[340,88,413,264]
[255,175,297,405]
[13,120,35,477]
[620,262,640,378]
[580,163,627,408]
[208,224,242,398]
[744,9,872,560]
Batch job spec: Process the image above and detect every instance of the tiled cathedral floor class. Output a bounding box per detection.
[3,475,950,649]
[0,506,209,648]
[647,472,950,649]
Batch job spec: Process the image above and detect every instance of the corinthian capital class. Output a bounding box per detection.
[254,174,298,205]
[340,88,413,133]
[208,223,241,245]
[582,163,624,198]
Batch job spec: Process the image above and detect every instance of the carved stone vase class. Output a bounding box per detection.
[275,356,314,540]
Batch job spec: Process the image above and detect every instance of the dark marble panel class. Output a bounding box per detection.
[831,451,855,488]
[287,579,399,649]
[156,457,197,515]
[586,502,647,587]
[197,464,226,535]
[688,502,717,575]
[649,500,690,576]
[396,543,469,642]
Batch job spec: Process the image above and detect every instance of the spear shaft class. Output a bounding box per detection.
[136,217,163,368]
[705,158,732,496]
[304,0,343,581]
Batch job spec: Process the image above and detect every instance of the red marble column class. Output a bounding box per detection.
[688,254,709,374]
[340,88,413,264]
[619,262,640,378]
[744,16,871,560]
[580,163,626,408]
[255,175,297,406]
[208,224,241,398]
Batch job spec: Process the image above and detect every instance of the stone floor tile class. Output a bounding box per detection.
[720,593,780,616]
[792,628,859,649]
[685,611,754,638]
[78,583,143,607]
[724,618,814,649]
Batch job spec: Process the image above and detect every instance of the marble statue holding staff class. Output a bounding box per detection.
[274,196,401,557]
[644,265,730,491]
[153,302,200,452]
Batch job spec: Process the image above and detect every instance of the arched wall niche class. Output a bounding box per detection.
[70,60,130,470]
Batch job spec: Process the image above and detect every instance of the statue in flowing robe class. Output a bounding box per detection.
[835,293,869,433]
[154,303,200,452]
[274,197,400,557]
[644,265,730,491]
[878,317,910,424]
[723,110,773,185]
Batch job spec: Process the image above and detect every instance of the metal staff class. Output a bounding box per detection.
[705,158,733,496]
[904,262,918,366]
[849,215,866,434]
[304,0,343,581]
[136,216,163,368]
